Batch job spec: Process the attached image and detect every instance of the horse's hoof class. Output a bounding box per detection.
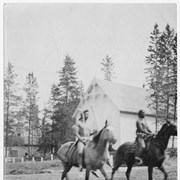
[92,171,100,178]
[164,174,168,180]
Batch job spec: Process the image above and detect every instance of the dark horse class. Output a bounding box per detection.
[111,121,177,180]
[58,120,117,180]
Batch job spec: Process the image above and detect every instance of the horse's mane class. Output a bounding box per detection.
[156,122,171,138]
[152,122,176,152]
[92,127,104,145]
[156,123,166,137]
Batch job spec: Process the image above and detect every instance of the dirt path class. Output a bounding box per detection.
[4,166,177,180]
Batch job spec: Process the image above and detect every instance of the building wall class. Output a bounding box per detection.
[119,112,156,144]
[93,94,121,148]
[76,84,121,148]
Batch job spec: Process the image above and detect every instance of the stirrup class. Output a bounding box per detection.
[135,156,143,165]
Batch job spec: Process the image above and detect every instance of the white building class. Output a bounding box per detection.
[72,78,176,148]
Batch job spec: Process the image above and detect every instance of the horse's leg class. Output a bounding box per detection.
[61,162,72,180]
[158,165,168,180]
[125,163,133,180]
[85,166,91,180]
[148,166,153,180]
[111,166,118,180]
[100,166,110,180]
[111,151,125,180]
[111,160,122,180]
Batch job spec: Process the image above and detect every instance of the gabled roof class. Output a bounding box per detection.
[73,78,154,118]
[95,79,153,115]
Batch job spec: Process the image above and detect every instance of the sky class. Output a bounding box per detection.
[4,3,177,110]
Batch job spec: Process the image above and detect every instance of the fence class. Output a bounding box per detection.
[4,154,55,163]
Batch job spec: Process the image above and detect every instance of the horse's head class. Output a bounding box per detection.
[101,120,117,144]
[93,120,117,145]
[166,121,177,136]
[159,121,177,137]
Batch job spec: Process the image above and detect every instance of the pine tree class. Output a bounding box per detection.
[101,55,115,81]
[38,55,82,154]
[49,84,61,153]
[4,62,22,157]
[57,55,80,146]
[171,33,177,148]
[159,25,176,121]
[145,24,162,131]
[23,73,39,156]
[145,24,177,132]
[58,55,80,103]
[171,33,177,121]
[38,107,52,155]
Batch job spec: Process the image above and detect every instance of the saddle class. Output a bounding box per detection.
[66,140,86,167]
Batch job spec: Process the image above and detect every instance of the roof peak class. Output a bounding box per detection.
[94,78,144,90]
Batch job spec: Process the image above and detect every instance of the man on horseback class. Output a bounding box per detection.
[72,109,97,172]
[135,110,153,165]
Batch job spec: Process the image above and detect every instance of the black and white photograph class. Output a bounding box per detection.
[3,3,177,180]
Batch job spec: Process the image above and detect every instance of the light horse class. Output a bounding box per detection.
[58,120,117,180]
[111,121,177,180]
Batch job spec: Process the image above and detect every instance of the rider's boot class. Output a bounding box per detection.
[78,153,83,172]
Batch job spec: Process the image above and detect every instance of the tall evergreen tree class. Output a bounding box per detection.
[145,24,177,133]
[171,33,177,148]
[58,55,80,103]
[101,55,115,81]
[38,107,52,155]
[4,62,22,157]
[158,25,176,121]
[23,73,39,156]
[145,24,162,131]
[171,33,177,122]
[38,55,82,153]
[54,55,80,147]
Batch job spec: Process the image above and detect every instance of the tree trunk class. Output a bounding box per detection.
[5,88,10,158]
[155,60,158,132]
[172,93,177,148]
[166,63,170,120]
[28,115,31,156]
[5,101,9,157]
[51,118,54,154]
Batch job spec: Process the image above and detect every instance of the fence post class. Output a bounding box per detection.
[51,154,53,161]
[13,157,15,163]
[21,157,24,162]
[32,156,35,162]
[41,156,43,162]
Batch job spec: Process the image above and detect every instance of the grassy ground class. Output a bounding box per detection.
[4,157,177,180]
[4,160,63,175]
